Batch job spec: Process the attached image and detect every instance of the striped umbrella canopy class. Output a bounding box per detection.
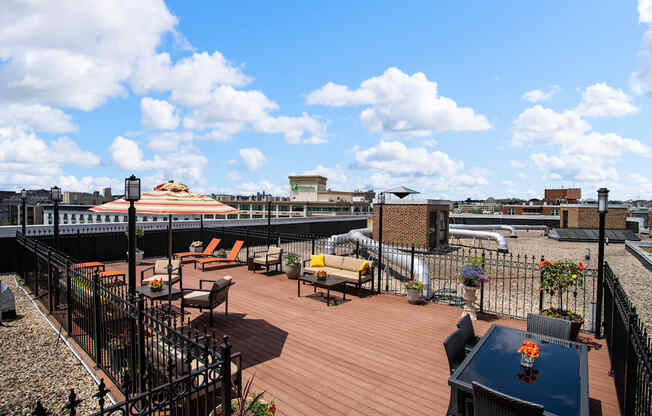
[89,181,238,216]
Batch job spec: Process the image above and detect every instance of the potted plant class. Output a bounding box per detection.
[458,256,489,320]
[124,227,145,265]
[539,259,585,340]
[215,249,227,258]
[210,375,276,416]
[404,280,424,304]
[285,253,301,279]
[148,278,163,292]
[315,270,328,281]
[190,240,203,253]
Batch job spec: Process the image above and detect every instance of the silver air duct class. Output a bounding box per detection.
[448,228,509,252]
[449,224,518,238]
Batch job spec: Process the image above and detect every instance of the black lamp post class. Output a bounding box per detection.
[51,186,61,249]
[595,187,608,338]
[125,175,141,296]
[20,189,27,235]
[266,194,273,249]
[377,192,385,294]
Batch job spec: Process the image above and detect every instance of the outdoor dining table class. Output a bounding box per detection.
[448,324,589,416]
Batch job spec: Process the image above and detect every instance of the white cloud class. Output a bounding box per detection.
[0,104,77,132]
[522,86,561,103]
[307,67,490,136]
[509,160,526,168]
[147,131,194,152]
[530,152,619,182]
[302,164,347,185]
[232,180,285,196]
[422,139,438,147]
[0,0,177,110]
[501,180,515,187]
[110,136,163,170]
[575,83,638,117]
[512,105,590,146]
[140,97,180,130]
[239,148,267,170]
[253,113,327,144]
[226,171,241,181]
[640,0,652,22]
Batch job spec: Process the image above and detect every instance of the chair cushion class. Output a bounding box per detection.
[154,259,180,275]
[323,254,344,269]
[183,290,210,307]
[341,257,366,272]
[310,254,325,267]
[253,256,280,265]
[143,274,179,284]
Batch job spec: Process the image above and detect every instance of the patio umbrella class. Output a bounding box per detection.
[90,181,238,311]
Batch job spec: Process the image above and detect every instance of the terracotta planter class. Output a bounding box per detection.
[286,264,300,279]
[407,289,421,304]
[462,285,478,320]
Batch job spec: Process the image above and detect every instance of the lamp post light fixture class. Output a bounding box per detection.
[378,192,386,294]
[20,189,27,235]
[595,187,608,338]
[125,175,141,296]
[50,186,62,249]
[266,194,273,249]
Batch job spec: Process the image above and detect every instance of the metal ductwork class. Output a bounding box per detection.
[510,225,549,235]
[323,228,433,298]
[449,224,518,238]
[448,228,509,253]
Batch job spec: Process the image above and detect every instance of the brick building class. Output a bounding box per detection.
[559,204,628,229]
[372,199,451,249]
[544,188,581,204]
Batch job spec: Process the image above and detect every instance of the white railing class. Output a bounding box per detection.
[0,215,370,238]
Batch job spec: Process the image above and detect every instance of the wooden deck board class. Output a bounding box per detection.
[107,259,619,416]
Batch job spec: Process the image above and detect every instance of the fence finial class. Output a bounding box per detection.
[62,388,82,416]
[32,400,51,416]
[93,378,110,411]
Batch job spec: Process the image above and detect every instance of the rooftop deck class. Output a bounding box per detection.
[107,259,618,415]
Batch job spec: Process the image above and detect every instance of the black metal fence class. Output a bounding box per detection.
[603,262,652,416]
[205,227,598,330]
[15,232,235,416]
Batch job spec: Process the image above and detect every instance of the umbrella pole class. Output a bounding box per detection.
[168,214,172,317]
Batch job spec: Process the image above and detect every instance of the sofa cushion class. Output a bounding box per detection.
[341,257,366,272]
[323,254,344,269]
[304,267,342,277]
[327,269,361,282]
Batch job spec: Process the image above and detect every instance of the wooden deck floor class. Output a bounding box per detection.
[109,259,619,416]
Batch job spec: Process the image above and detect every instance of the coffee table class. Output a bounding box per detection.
[135,285,181,300]
[297,275,347,306]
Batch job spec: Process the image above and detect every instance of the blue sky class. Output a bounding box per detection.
[1,1,651,200]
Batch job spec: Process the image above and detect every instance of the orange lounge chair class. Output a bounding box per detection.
[195,240,244,271]
[174,238,221,261]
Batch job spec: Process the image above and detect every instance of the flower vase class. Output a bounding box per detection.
[520,354,535,369]
[462,285,478,320]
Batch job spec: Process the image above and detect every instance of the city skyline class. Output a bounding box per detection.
[0,1,651,200]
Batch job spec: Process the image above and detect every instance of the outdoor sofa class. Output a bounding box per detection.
[303,254,373,289]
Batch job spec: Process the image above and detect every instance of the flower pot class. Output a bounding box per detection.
[127,251,144,265]
[211,399,273,416]
[406,288,422,305]
[149,285,163,292]
[462,285,478,320]
[190,245,203,253]
[286,264,300,279]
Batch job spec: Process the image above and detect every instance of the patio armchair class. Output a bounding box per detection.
[457,314,480,354]
[195,240,244,271]
[180,276,234,325]
[472,381,544,415]
[527,313,573,340]
[251,246,283,274]
[174,238,221,261]
[141,259,182,286]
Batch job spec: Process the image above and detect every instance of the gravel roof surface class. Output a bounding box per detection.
[484,230,652,332]
[0,275,100,415]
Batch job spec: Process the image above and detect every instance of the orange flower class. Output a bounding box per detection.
[578,262,584,270]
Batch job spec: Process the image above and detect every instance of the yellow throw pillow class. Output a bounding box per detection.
[310,254,325,268]
[359,261,369,273]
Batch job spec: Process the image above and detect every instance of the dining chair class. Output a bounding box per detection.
[526,313,572,340]
[472,381,544,415]
[443,329,467,375]
[457,314,481,353]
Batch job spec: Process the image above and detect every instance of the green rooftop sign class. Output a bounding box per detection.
[292,184,315,191]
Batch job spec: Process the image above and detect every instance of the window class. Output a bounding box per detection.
[550,209,560,216]
[105,215,110,222]
[142,216,148,222]
[96,215,102,222]
[239,204,250,210]
[63,213,68,224]
[87,215,93,223]
[79,215,85,223]
[152,217,157,222]
[507,208,516,215]
[114,215,119,222]
[123,216,127,222]
[439,211,448,242]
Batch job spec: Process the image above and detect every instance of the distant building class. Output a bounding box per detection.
[559,204,628,230]
[63,188,113,205]
[372,199,451,249]
[501,204,561,216]
[288,175,374,203]
[630,207,649,228]
[544,188,581,204]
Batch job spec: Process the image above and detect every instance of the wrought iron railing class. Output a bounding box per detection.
[15,232,235,415]
[603,263,652,416]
